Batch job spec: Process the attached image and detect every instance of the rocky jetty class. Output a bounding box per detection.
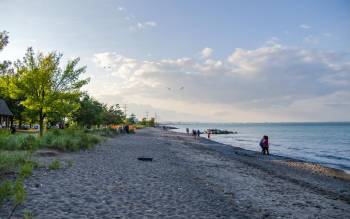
[204,129,237,134]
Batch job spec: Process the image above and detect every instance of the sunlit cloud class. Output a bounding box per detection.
[299,24,311,29]
[91,44,350,121]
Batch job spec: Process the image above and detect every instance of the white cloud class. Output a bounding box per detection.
[299,24,311,29]
[131,21,157,30]
[201,47,213,58]
[116,5,157,31]
[91,44,350,122]
[304,35,319,44]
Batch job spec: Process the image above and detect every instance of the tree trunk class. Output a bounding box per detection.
[39,117,44,136]
[39,109,44,137]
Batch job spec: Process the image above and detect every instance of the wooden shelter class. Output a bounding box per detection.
[0,99,13,128]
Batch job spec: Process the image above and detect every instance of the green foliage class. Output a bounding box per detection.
[40,129,101,151]
[23,209,35,219]
[139,117,155,127]
[86,127,119,137]
[0,151,29,174]
[49,160,60,170]
[73,94,125,128]
[0,30,9,51]
[0,134,38,151]
[13,178,26,205]
[127,113,137,124]
[0,180,13,206]
[11,47,89,136]
[19,162,33,179]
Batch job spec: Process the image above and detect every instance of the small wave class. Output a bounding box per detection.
[317,154,350,162]
[235,139,257,143]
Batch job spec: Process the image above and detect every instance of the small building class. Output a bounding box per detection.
[0,98,13,128]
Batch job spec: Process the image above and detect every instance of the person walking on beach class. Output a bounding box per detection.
[208,131,211,139]
[186,128,189,135]
[259,135,270,155]
[192,129,197,139]
[197,130,200,138]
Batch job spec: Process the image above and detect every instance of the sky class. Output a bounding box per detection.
[1,0,350,122]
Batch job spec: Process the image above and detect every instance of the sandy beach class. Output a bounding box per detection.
[1,127,349,218]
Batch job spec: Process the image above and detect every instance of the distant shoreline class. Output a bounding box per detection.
[169,128,350,178]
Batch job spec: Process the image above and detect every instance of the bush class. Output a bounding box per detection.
[40,129,101,151]
[0,134,39,151]
[0,151,29,174]
[49,160,60,170]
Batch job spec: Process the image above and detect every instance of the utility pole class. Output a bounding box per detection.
[123,104,127,118]
[146,111,149,120]
[154,112,158,126]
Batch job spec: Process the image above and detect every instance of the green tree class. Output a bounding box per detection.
[11,48,88,136]
[0,31,26,127]
[148,117,155,127]
[127,113,137,124]
[72,94,103,128]
[0,31,9,51]
[102,104,124,125]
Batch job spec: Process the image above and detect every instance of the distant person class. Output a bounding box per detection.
[259,135,269,155]
[186,128,189,135]
[192,129,196,139]
[197,130,200,138]
[208,131,211,139]
[125,125,130,134]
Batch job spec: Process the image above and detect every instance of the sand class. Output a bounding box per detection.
[1,127,349,218]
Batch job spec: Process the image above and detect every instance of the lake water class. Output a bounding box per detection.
[168,122,350,173]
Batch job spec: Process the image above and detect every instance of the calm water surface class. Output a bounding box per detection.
[168,122,350,173]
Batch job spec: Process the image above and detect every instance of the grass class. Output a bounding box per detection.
[40,129,102,151]
[48,160,60,170]
[0,134,38,151]
[0,151,29,174]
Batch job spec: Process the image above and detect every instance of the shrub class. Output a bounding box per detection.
[0,151,29,174]
[0,180,13,206]
[0,135,39,151]
[49,160,60,170]
[40,129,101,151]
[19,162,33,179]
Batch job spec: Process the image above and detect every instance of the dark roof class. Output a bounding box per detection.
[0,99,13,116]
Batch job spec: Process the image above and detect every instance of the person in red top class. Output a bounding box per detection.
[259,135,270,155]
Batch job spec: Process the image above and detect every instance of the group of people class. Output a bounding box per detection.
[186,128,202,139]
[185,127,270,155]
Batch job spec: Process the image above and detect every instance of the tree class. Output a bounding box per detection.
[0,31,26,126]
[148,117,155,127]
[127,113,137,124]
[0,31,9,51]
[72,94,103,128]
[11,48,88,136]
[101,104,124,125]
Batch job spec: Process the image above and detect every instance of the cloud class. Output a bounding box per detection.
[131,21,157,30]
[91,44,350,122]
[299,24,311,29]
[117,5,157,31]
[304,35,319,44]
[201,47,213,58]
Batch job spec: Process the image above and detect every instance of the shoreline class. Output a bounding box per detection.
[1,127,349,218]
[192,132,350,178]
[168,126,350,175]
